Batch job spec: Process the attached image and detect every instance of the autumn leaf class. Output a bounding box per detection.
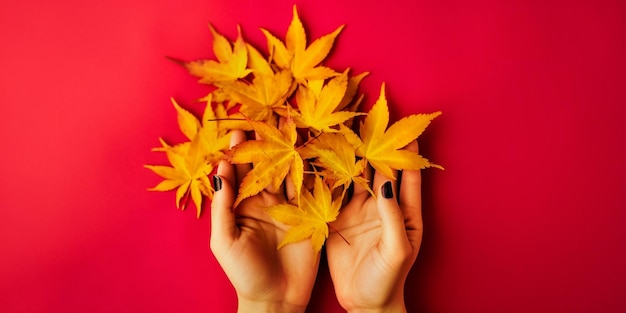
[266,176,341,252]
[212,101,253,132]
[145,132,215,218]
[355,83,443,179]
[186,24,252,84]
[293,71,364,132]
[149,7,444,228]
[299,133,371,195]
[146,96,237,217]
[336,71,369,112]
[171,98,201,141]
[219,69,296,123]
[228,117,303,207]
[261,5,343,84]
[246,43,273,76]
[169,97,231,165]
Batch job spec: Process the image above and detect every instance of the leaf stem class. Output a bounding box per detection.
[180,185,192,210]
[297,131,324,149]
[206,118,247,122]
[164,56,186,67]
[327,223,350,246]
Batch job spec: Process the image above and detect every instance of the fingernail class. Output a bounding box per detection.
[213,175,223,191]
[382,181,393,199]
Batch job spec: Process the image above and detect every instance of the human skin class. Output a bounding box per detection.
[210,128,422,313]
[326,140,423,313]
[210,130,319,313]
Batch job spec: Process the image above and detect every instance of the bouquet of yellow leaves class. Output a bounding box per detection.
[146,5,441,253]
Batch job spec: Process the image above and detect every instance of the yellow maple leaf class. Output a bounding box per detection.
[266,176,341,253]
[260,5,343,84]
[245,43,273,76]
[149,6,445,229]
[299,133,371,195]
[354,83,443,179]
[211,101,253,131]
[336,71,369,112]
[168,97,231,165]
[185,24,252,84]
[219,69,296,123]
[293,71,364,132]
[228,118,303,207]
[146,96,238,217]
[145,132,214,218]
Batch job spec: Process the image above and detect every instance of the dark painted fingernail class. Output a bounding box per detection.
[213,175,223,191]
[382,181,393,199]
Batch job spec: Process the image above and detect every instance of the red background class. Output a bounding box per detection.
[1,0,625,312]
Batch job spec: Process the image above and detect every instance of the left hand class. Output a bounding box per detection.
[209,130,319,313]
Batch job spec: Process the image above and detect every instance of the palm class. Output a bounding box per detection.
[326,194,400,308]
[209,130,319,310]
[327,142,423,311]
[217,191,318,306]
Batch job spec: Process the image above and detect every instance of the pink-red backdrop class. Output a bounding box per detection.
[1,0,625,312]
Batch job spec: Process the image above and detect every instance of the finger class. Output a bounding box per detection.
[229,130,250,187]
[377,180,410,256]
[210,173,237,249]
[373,167,398,199]
[398,141,422,226]
[210,130,246,248]
[353,162,373,199]
[285,171,296,202]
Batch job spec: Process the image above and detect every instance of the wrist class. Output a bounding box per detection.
[237,298,307,313]
[344,296,407,313]
[346,306,407,313]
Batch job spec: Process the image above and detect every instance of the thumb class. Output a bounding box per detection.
[377,181,410,256]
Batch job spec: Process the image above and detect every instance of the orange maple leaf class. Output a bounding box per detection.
[228,117,303,207]
[266,176,341,253]
[260,5,343,84]
[351,83,443,179]
[146,96,236,217]
[145,132,214,218]
[293,71,364,132]
[219,69,296,123]
[149,7,444,229]
[185,24,252,84]
[299,132,371,195]
[167,97,231,164]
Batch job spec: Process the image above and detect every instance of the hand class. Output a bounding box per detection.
[209,130,319,313]
[326,140,423,313]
